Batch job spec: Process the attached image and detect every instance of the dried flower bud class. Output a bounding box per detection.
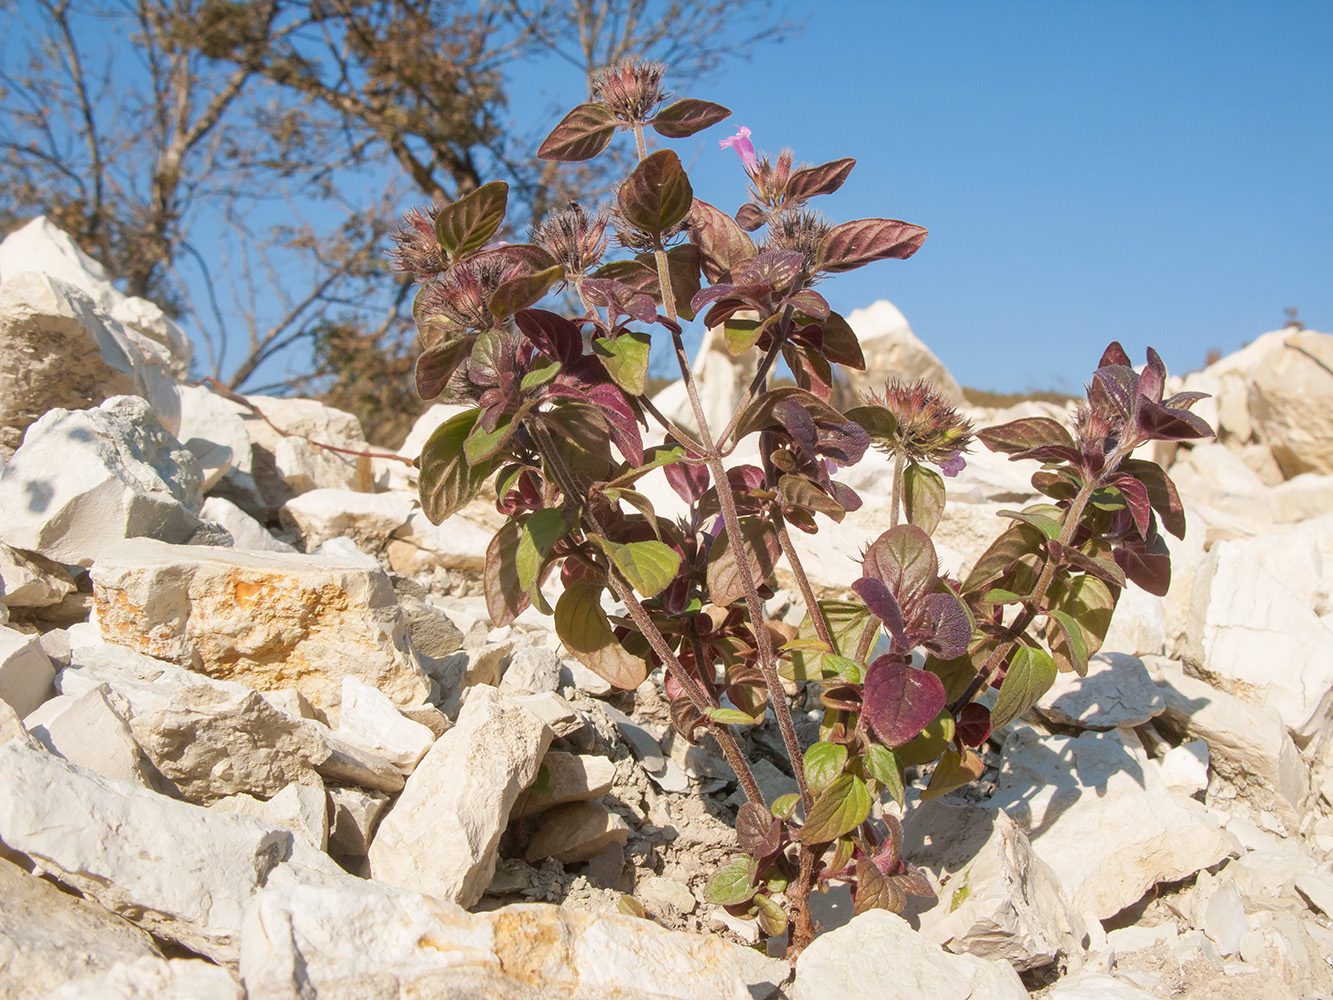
[766,208,832,275]
[748,149,797,210]
[863,378,974,471]
[531,202,609,276]
[388,206,447,280]
[416,251,520,333]
[610,207,689,254]
[592,58,669,124]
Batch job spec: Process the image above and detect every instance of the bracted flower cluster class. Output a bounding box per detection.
[863,378,974,475]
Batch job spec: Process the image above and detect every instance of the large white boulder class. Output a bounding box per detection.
[985,727,1239,919]
[1248,329,1333,477]
[238,395,375,504]
[175,383,253,492]
[1183,540,1333,744]
[89,538,430,722]
[0,395,203,565]
[281,487,416,553]
[845,299,965,404]
[0,625,55,718]
[368,686,552,908]
[1038,652,1166,731]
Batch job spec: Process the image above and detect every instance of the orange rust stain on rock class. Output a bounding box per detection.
[91,586,179,661]
[490,910,572,984]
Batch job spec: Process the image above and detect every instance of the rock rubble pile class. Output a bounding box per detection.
[3,217,1333,999]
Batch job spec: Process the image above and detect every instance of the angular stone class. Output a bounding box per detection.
[0,542,76,608]
[904,799,1089,971]
[56,638,401,802]
[508,691,588,741]
[1046,973,1156,999]
[240,883,755,1000]
[844,300,966,404]
[0,396,202,566]
[432,640,515,713]
[1248,329,1333,477]
[0,742,294,963]
[524,800,630,864]
[0,856,165,998]
[0,625,54,718]
[985,728,1239,919]
[1270,473,1333,524]
[176,383,253,492]
[280,487,415,553]
[789,910,1028,1000]
[44,956,244,1000]
[390,509,493,573]
[239,395,374,503]
[327,787,390,857]
[368,686,552,907]
[211,781,329,855]
[198,496,295,552]
[0,269,180,459]
[90,538,430,722]
[1183,540,1333,744]
[25,682,156,788]
[390,577,464,658]
[336,675,435,774]
[1038,652,1166,730]
[500,644,563,695]
[1147,658,1309,826]
[1156,739,1209,797]
[517,750,616,817]
[1099,584,1166,657]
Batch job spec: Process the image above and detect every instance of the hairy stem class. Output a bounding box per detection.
[889,451,905,527]
[774,513,833,651]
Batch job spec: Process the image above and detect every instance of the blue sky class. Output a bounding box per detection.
[511,0,1332,392]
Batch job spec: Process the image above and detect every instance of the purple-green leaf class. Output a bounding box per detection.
[484,519,528,628]
[434,181,508,260]
[787,157,856,201]
[862,524,938,614]
[414,337,473,401]
[618,149,693,243]
[990,646,1057,729]
[554,582,648,690]
[854,857,905,915]
[706,517,780,607]
[921,747,985,800]
[816,218,927,272]
[704,855,759,905]
[488,264,565,319]
[978,416,1075,456]
[419,408,494,524]
[863,656,947,748]
[902,462,945,535]
[649,98,730,138]
[688,198,756,283]
[537,102,618,161]
[800,773,872,844]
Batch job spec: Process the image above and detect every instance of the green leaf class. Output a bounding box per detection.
[706,518,780,607]
[618,149,693,244]
[1045,574,1116,675]
[704,855,759,906]
[902,462,946,535]
[997,504,1063,540]
[785,600,870,682]
[753,892,788,936]
[982,587,1027,604]
[419,409,494,524]
[1047,608,1090,675]
[724,316,763,355]
[803,742,848,796]
[520,357,560,392]
[592,331,652,396]
[921,748,985,801]
[554,582,647,690]
[537,102,617,161]
[703,706,764,726]
[771,793,800,820]
[990,646,1057,729]
[961,523,1047,597]
[516,508,568,594]
[434,181,508,260]
[593,537,681,599]
[617,895,648,918]
[800,773,872,844]
[863,745,906,805]
[733,386,846,443]
[894,710,956,767]
[464,411,516,465]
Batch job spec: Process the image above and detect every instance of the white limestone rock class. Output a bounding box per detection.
[1182,540,1333,744]
[45,956,243,1000]
[523,799,631,864]
[500,644,563,694]
[336,675,435,774]
[903,800,1089,971]
[845,300,965,404]
[1147,659,1308,825]
[788,910,1028,1000]
[0,741,295,963]
[389,508,494,573]
[240,882,755,1000]
[0,542,77,608]
[368,686,552,908]
[211,781,330,852]
[984,727,1240,919]
[281,487,415,553]
[90,538,430,722]
[1270,473,1333,524]
[1156,739,1209,798]
[25,682,156,788]
[1247,329,1333,477]
[0,396,202,566]
[239,395,375,502]
[327,786,390,857]
[176,383,253,491]
[1038,652,1166,730]
[0,856,166,998]
[516,750,616,817]
[1099,584,1166,657]
[1045,973,1156,999]
[0,625,55,718]
[199,496,296,552]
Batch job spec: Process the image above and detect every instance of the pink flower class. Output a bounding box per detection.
[719,126,757,171]
[939,450,966,478]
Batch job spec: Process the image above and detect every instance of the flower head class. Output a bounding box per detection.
[388,206,447,281]
[862,378,974,472]
[593,58,669,123]
[415,250,521,336]
[531,202,609,276]
[719,126,757,172]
